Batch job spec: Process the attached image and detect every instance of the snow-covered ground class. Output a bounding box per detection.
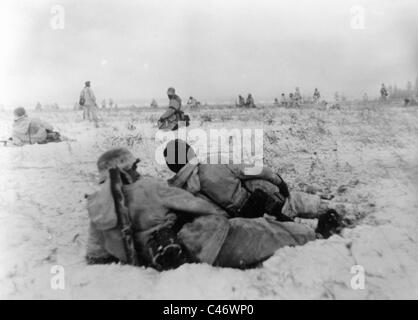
[0,103,417,299]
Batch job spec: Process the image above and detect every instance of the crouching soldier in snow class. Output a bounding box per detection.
[313,88,321,104]
[186,96,200,109]
[7,107,62,146]
[164,139,343,236]
[85,148,320,270]
[158,87,190,131]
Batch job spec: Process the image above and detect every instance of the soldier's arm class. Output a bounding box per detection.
[229,164,290,197]
[169,98,181,111]
[159,185,228,217]
[159,108,175,120]
[85,222,117,264]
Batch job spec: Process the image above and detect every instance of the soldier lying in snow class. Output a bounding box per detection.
[7,107,62,146]
[85,148,332,271]
[164,139,344,231]
[164,139,291,221]
[186,96,200,109]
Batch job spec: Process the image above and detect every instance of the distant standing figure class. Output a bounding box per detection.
[280,93,287,107]
[313,88,321,103]
[380,83,388,101]
[35,102,42,111]
[245,94,256,108]
[273,98,279,106]
[294,87,302,106]
[363,93,369,103]
[79,81,99,127]
[334,92,340,102]
[187,96,200,109]
[151,99,158,108]
[288,93,294,107]
[9,107,62,146]
[237,95,245,107]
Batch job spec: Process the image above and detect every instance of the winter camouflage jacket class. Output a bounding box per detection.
[86,174,316,268]
[12,116,54,146]
[167,161,285,216]
[158,94,185,130]
[86,175,229,265]
[80,87,97,107]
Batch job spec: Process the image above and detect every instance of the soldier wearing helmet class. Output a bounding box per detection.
[86,146,344,270]
[8,107,61,146]
[85,147,226,269]
[158,87,189,130]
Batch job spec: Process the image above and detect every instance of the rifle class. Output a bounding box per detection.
[109,167,140,266]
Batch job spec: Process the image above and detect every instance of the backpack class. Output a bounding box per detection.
[79,93,85,106]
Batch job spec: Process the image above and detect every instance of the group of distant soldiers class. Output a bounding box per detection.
[100,98,116,109]
[5,81,416,147]
[272,87,319,107]
[236,94,256,108]
[274,87,305,107]
[379,83,417,106]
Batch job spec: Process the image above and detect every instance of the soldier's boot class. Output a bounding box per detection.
[315,209,343,239]
[147,227,189,271]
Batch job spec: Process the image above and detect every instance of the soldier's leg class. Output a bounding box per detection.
[85,222,119,264]
[214,217,316,269]
[87,105,93,121]
[281,191,320,219]
[90,106,99,127]
[281,191,335,219]
[282,191,354,219]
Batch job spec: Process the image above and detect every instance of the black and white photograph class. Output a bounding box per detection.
[0,0,417,302]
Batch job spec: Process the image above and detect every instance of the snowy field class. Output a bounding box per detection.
[0,102,417,299]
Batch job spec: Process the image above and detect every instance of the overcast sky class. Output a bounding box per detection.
[0,0,417,107]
